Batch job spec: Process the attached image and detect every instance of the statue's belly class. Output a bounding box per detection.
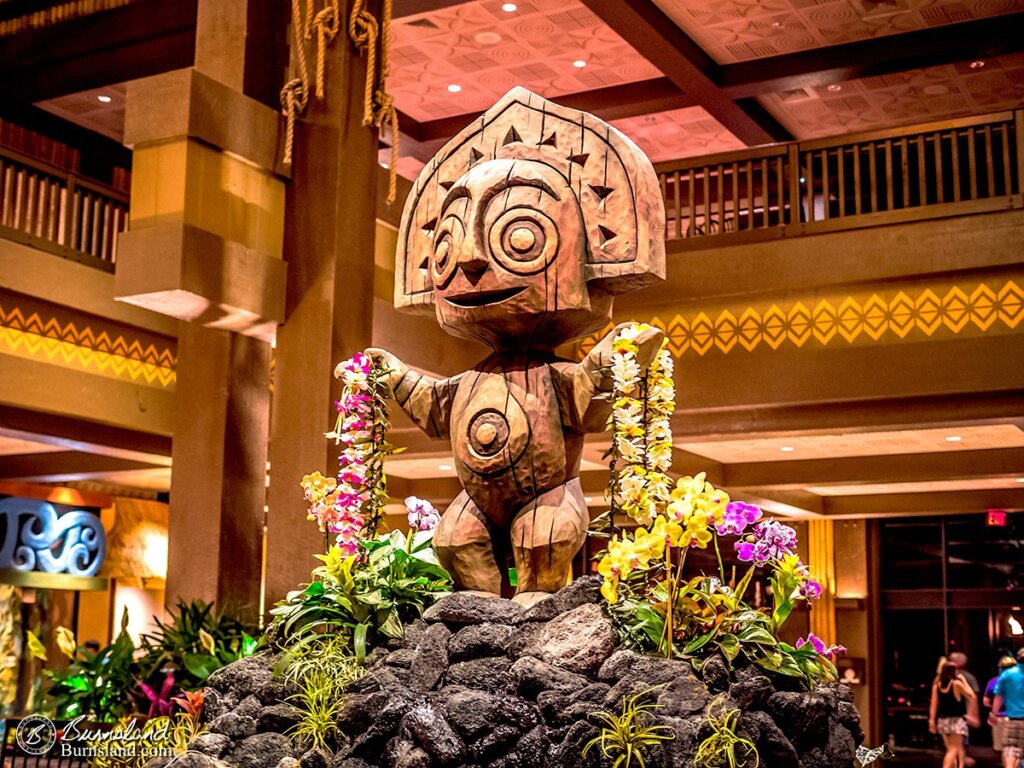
[451,368,567,520]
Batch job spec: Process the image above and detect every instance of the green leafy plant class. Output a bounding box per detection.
[582,687,674,768]
[695,702,759,768]
[269,529,452,661]
[278,635,363,752]
[287,666,344,752]
[45,617,137,721]
[136,599,260,691]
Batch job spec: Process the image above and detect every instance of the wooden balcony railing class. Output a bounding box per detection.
[0,146,128,271]
[656,109,1023,248]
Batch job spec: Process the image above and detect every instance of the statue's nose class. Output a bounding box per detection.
[457,247,489,278]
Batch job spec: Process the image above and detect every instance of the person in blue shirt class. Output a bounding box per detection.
[989,648,1024,768]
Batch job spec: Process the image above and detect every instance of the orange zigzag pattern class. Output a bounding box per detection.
[580,279,1024,358]
[0,302,176,368]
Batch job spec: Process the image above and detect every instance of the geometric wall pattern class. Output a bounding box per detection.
[580,278,1024,358]
[0,295,176,388]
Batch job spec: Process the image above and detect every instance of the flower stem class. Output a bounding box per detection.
[713,533,725,583]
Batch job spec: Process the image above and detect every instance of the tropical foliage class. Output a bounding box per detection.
[583,687,675,768]
[593,323,843,683]
[694,701,759,768]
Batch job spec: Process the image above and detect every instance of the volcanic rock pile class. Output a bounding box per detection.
[186,577,862,768]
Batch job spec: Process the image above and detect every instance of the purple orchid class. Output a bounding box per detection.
[800,578,823,599]
[716,501,763,536]
[735,520,799,565]
[796,632,847,660]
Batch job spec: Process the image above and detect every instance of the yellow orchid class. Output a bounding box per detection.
[648,515,682,550]
[678,510,713,549]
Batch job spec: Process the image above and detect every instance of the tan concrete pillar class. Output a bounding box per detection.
[114,5,288,620]
[265,0,379,604]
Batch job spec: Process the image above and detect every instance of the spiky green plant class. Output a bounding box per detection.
[694,702,759,768]
[582,687,674,768]
[281,635,364,751]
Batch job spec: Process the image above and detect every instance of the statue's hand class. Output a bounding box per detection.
[629,324,667,373]
[353,347,408,389]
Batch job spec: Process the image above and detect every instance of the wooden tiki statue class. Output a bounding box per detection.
[372,87,667,605]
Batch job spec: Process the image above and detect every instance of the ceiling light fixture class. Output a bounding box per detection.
[799,176,806,184]
[502,2,517,11]
[438,463,453,471]
[945,435,962,442]
[826,84,842,92]
[584,497,594,503]
[1016,477,1024,483]
[572,60,587,69]
[447,84,462,93]
[970,60,985,69]
[780,446,795,452]
[97,95,112,103]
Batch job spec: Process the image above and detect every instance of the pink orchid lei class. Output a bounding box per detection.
[300,352,398,554]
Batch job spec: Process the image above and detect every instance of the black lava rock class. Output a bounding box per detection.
[423,593,522,625]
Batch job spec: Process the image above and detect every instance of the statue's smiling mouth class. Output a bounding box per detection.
[445,286,526,308]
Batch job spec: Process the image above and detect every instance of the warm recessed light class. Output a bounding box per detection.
[97,95,112,103]
[770,21,784,30]
[475,31,502,45]
[572,60,587,69]
[799,176,806,184]
[584,497,594,503]
[945,435,962,442]
[826,84,842,92]
[438,463,453,471]
[501,2,517,11]
[780,446,795,452]
[379,162,389,169]
[970,60,985,69]
[447,84,462,93]
[1017,477,1024,483]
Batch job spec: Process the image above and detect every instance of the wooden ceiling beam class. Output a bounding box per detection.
[726,447,1024,490]
[578,0,789,145]
[720,12,1024,99]
[0,451,163,482]
[402,78,695,144]
[0,0,197,103]
[824,488,1024,518]
[0,405,172,464]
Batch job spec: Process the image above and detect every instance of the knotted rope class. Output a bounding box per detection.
[280,0,311,167]
[313,0,341,100]
[348,0,379,128]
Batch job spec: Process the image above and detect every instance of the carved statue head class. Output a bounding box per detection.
[395,87,666,349]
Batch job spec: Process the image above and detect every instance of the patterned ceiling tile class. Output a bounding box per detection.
[611,107,745,163]
[390,0,662,122]
[760,52,1024,138]
[653,0,1024,64]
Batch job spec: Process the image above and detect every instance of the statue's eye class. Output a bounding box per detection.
[488,208,558,276]
[431,217,462,286]
[434,233,452,270]
[502,219,545,262]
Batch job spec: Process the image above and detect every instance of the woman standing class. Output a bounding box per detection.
[930,658,981,768]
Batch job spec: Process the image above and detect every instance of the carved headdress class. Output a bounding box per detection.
[395,87,666,311]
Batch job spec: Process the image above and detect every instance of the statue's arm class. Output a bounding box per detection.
[554,323,666,433]
[361,348,457,439]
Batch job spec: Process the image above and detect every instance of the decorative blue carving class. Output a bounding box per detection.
[0,498,106,577]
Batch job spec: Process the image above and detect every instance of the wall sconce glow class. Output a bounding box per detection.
[780,446,795,452]
[1010,616,1023,636]
[0,497,106,577]
[945,435,962,442]
[438,464,453,471]
[142,531,168,578]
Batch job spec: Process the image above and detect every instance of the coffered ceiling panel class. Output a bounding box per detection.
[760,52,1024,138]
[390,0,661,122]
[611,107,744,163]
[653,0,1024,64]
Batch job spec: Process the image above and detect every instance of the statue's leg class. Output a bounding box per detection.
[509,478,589,607]
[433,490,502,597]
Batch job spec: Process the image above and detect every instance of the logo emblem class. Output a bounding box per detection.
[16,715,56,755]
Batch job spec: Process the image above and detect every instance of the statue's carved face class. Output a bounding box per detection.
[430,158,611,348]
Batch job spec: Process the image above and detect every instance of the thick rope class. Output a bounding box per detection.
[348,0,379,128]
[313,0,341,100]
[280,0,311,167]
